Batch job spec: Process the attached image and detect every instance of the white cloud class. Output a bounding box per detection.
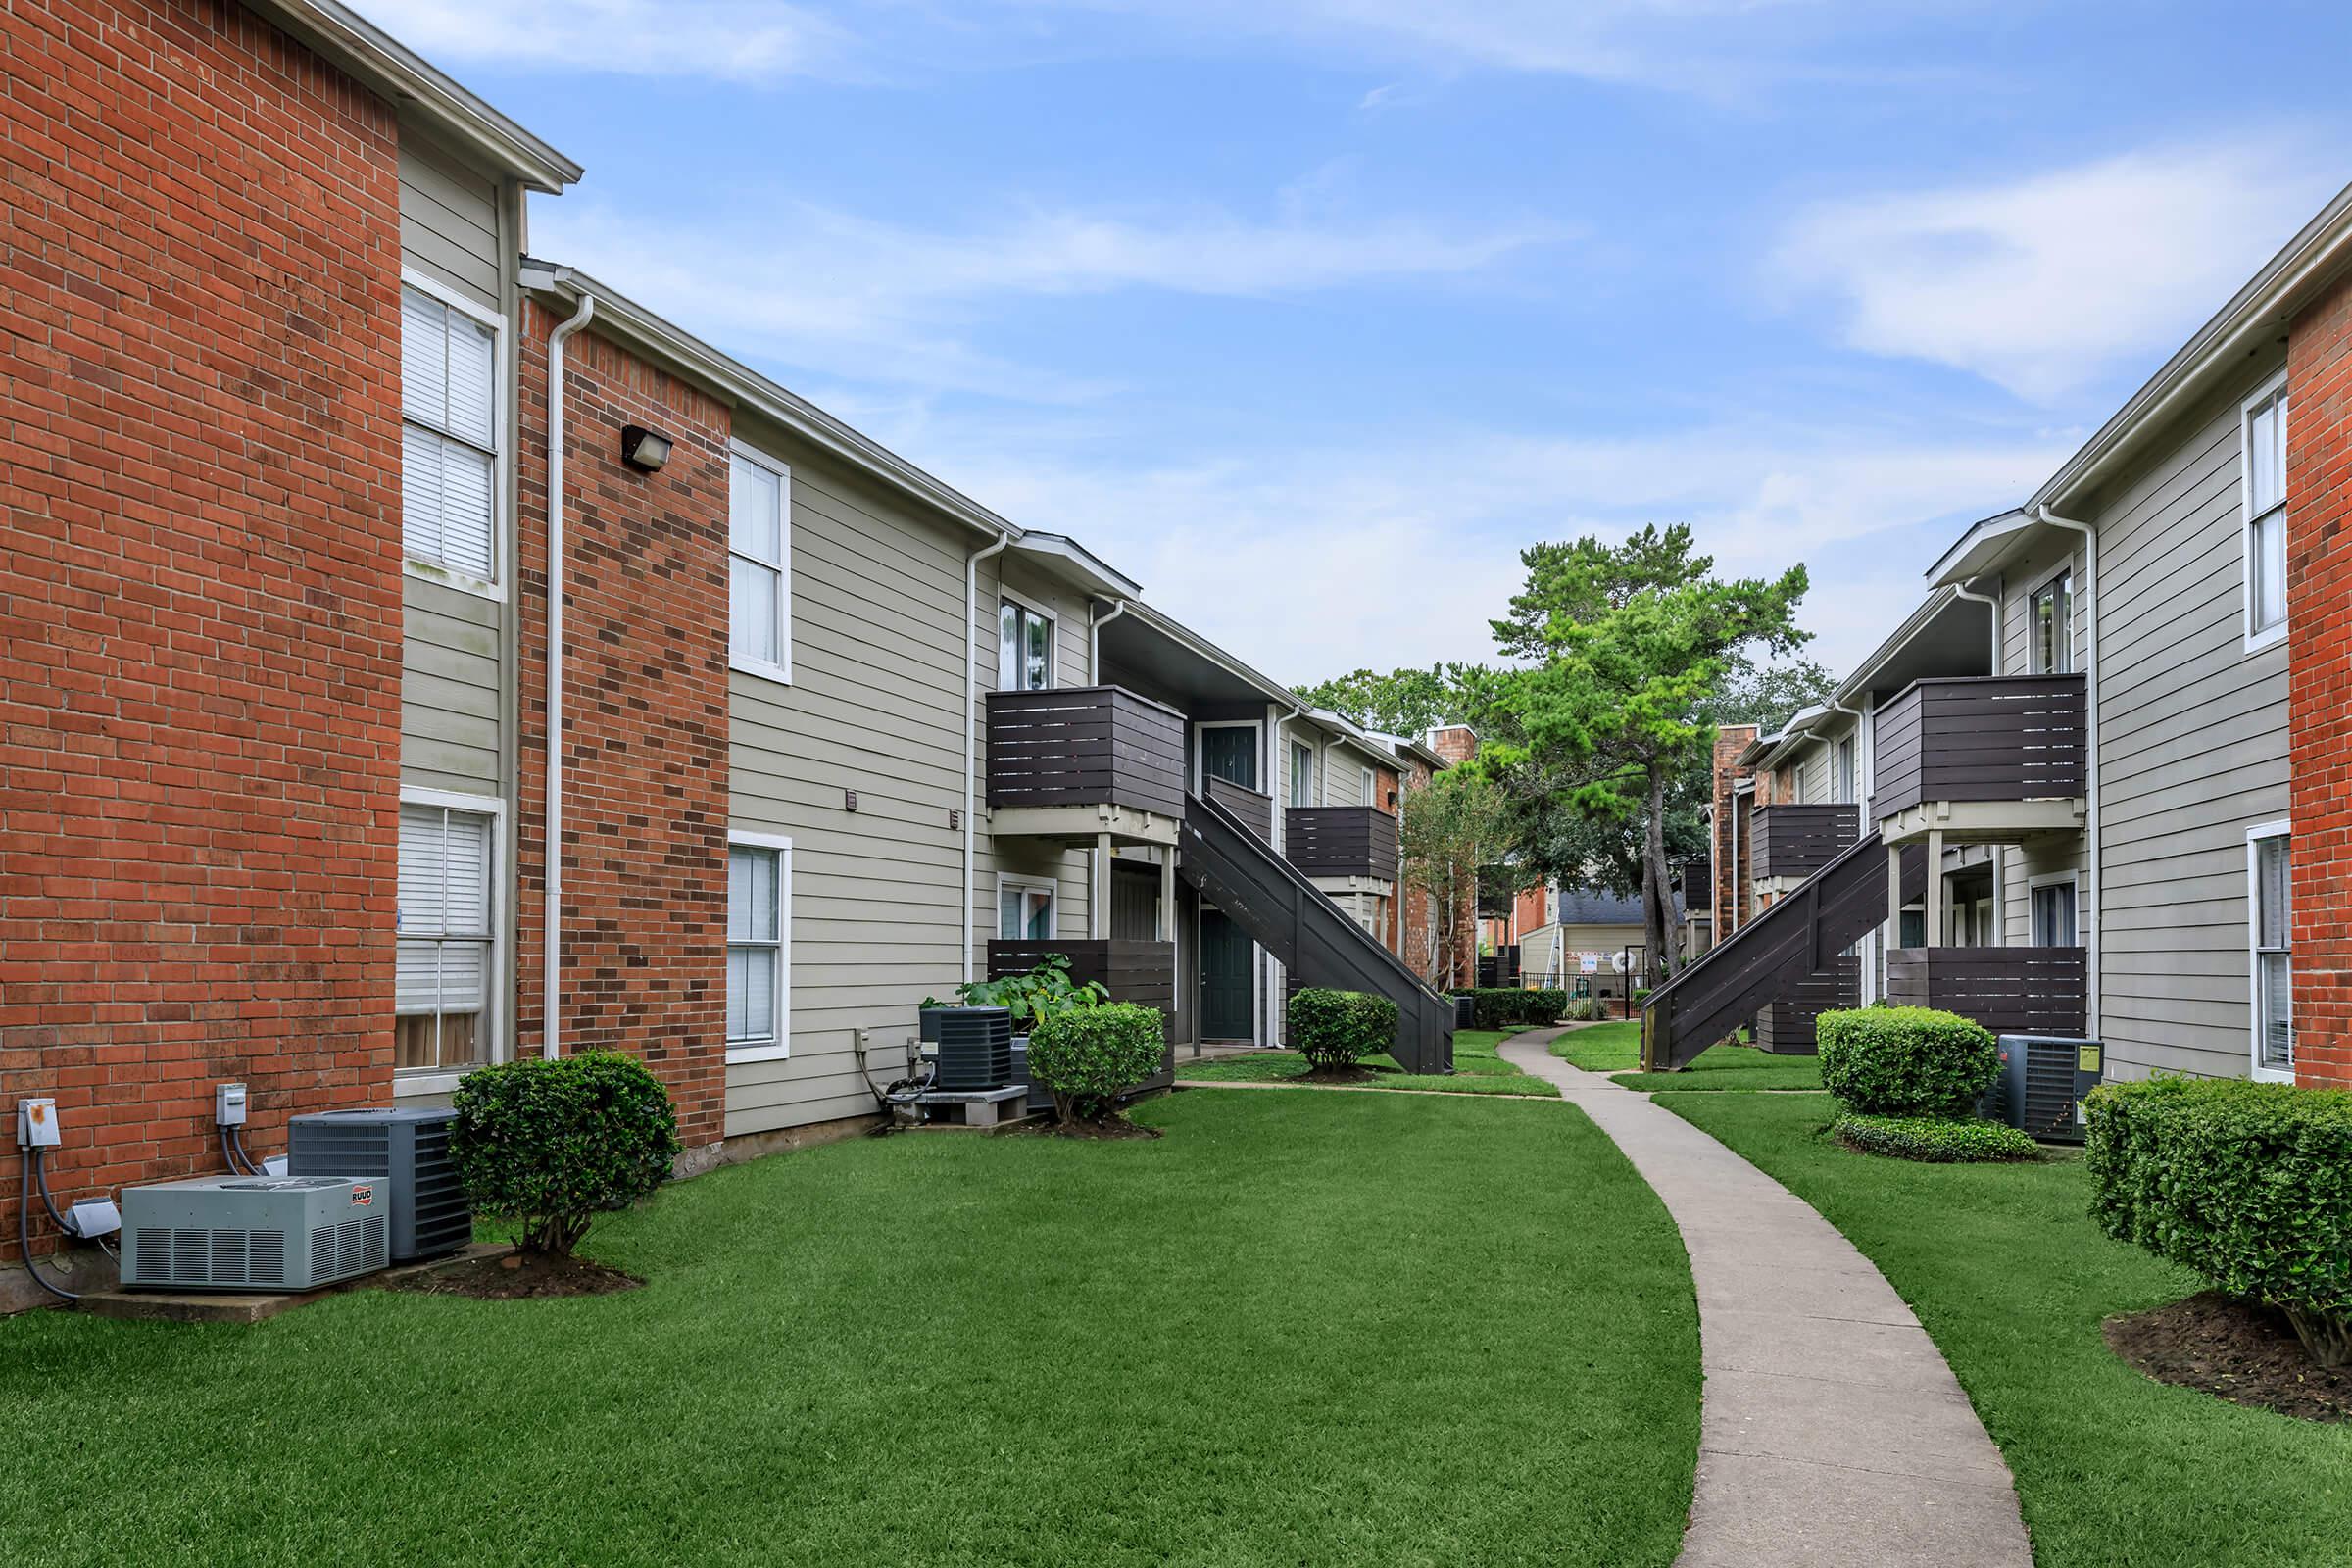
[351,0,851,81]
[867,418,2071,681]
[1773,141,2335,403]
[531,196,1552,400]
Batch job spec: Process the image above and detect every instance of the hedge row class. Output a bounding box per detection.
[1816,1006,1997,1119]
[1452,988,1570,1029]
[1831,1112,2040,1164]
[2085,1076,2352,1365]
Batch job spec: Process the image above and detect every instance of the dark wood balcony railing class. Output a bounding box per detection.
[1203,775,1274,844]
[1749,804,1858,883]
[1283,806,1399,883]
[985,686,1188,819]
[1871,675,2086,820]
[988,939,1176,1092]
[1885,946,2087,1038]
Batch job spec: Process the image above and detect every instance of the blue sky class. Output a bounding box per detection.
[360,0,2349,685]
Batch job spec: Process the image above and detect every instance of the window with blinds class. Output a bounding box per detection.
[2245,384,2288,645]
[396,803,495,1072]
[2252,830,2292,1073]
[730,449,790,678]
[401,286,499,582]
[727,843,789,1054]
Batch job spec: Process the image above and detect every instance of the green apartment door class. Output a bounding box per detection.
[1200,910,1254,1040]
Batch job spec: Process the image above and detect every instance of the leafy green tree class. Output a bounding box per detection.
[1471,526,1810,977]
[1398,767,1515,990]
[1292,665,1459,736]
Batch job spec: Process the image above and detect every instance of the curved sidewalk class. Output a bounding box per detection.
[1501,1031,2032,1568]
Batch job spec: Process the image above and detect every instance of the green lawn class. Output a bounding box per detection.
[1176,1029,1561,1097]
[1550,1020,1823,1091]
[1,1091,1697,1567]
[1657,1091,2352,1568]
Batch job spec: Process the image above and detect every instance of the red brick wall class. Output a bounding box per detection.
[1710,727,1757,934]
[1,0,405,1261]
[514,308,731,1152]
[2289,273,2352,1088]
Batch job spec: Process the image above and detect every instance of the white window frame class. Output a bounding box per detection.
[1193,718,1265,792]
[2248,819,2293,1082]
[2242,374,2290,655]
[394,786,506,1097]
[1835,736,1856,806]
[997,872,1058,943]
[1358,764,1376,808]
[399,270,507,602]
[725,828,793,1065]
[729,439,793,685]
[2028,570,2074,675]
[2027,870,2079,949]
[1288,740,1315,809]
[996,591,1057,692]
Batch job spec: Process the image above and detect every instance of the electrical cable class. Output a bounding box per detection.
[221,1124,253,1176]
[16,1146,78,1302]
[231,1126,265,1176]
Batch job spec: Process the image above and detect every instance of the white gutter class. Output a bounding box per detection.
[962,529,1013,983]
[540,292,595,1058]
[1947,577,2003,675]
[2039,506,2100,1038]
[1089,597,1129,675]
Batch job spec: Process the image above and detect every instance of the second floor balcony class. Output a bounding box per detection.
[986,685,1188,846]
[1283,806,1399,887]
[1872,674,2086,846]
[1748,804,1858,886]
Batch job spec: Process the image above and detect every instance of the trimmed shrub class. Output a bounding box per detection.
[2085,1077,2352,1366]
[1454,988,1571,1029]
[450,1053,681,1256]
[1290,988,1398,1071]
[1816,1006,1998,1118]
[1562,996,1606,1023]
[1832,1113,2040,1164]
[1027,1003,1167,1124]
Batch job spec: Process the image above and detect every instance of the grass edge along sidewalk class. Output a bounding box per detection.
[1656,1090,2352,1568]
[1552,1019,1825,1092]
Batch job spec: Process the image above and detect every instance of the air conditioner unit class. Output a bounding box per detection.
[287,1107,471,1262]
[121,1175,390,1292]
[1989,1035,2104,1144]
[934,1006,1012,1091]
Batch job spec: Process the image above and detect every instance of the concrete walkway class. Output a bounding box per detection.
[1501,1030,2032,1568]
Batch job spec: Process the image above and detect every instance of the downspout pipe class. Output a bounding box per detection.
[1086,597,1131,949]
[1948,576,2003,676]
[963,528,1013,984]
[1089,596,1129,673]
[2039,506,2099,1038]
[1946,575,2003,951]
[541,291,595,1059]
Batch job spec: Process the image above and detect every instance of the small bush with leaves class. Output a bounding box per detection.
[1561,996,1606,1023]
[450,1053,681,1256]
[1290,988,1397,1071]
[956,954,1107,1033]
[2086,1076,2352,1367]
[1816,1006,1998,1119]
[1832,1112,2039,1164]
[1026,1003,1166,1124]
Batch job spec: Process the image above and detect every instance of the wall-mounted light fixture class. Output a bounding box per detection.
[619,424,673,473]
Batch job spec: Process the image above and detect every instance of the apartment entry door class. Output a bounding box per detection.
[1200,909,1254,1040]
[1200,725,1259,792]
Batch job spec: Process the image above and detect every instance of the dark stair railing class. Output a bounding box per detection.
[1640,830,1924,1071]
[1177,790,1456,1073]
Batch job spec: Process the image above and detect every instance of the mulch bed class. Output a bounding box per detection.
[2105,1291,2352,1422]
[1301,1064,1383,1086]
[1005,1115,1163,1141]
[385,1250,643,1300]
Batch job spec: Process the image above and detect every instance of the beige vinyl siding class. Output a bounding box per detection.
[397,126,503,310]
[396,121,515,804]
[723,429,1094,1137]
[2074,356,2290,1081]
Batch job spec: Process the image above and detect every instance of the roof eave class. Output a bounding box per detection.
[246,0,581,191]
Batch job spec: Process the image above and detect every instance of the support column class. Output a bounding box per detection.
[1886,843,1902,939]
[1091,832,1111,939]
[1159,848,1175,944]
[1925,828,1945,949]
